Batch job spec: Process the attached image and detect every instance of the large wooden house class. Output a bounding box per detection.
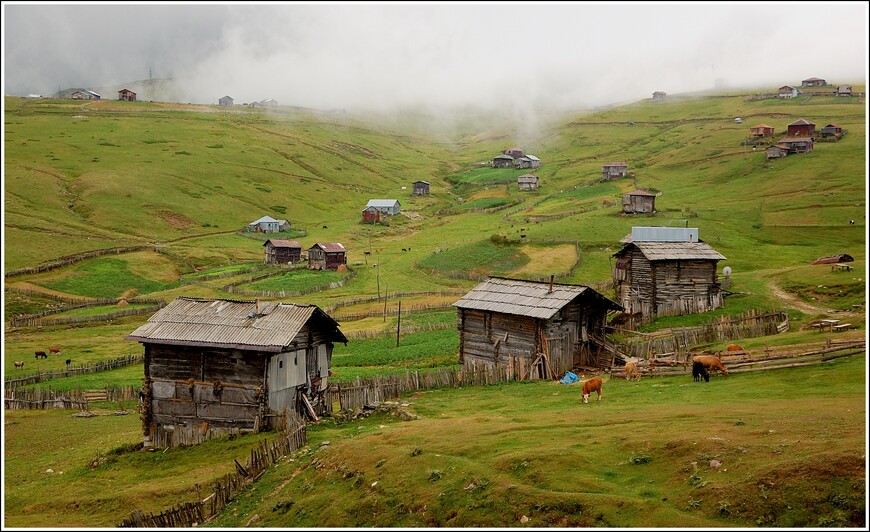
[453,277,623,377]
[264,239,302,264]
[612,227,726,320]
[127,297,347,448]
[749,124,775,137]
[787,119,816,137]
[622,190,657,214]
[307,243,347,270]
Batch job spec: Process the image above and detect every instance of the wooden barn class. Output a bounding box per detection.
[601,162,628,180]
[264,239,302,264]
[787,119,816,137]
[517,173,540,191]
[492,154,514,168]
[836,85,852,97]
[778,137,814,154]
[118,88,137,101]
[612,227,726,320]
[766,144,789,159]
[778,85,801,99]
[503,147,524,159]
[412,180,430,195]
[513,155,541,169]
[219,95,234,107]
[362,206,383,224]
[652,91,667,101]
[307,243,347,270]
[127,297,348,448]
[453,277,623,377]
[801,77,826,87]
[749,124,775,137]
[820,124,843,138]
[365,199,401,216]
[622,190,657,214]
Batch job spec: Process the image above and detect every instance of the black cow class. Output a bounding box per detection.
[692,361,709,382]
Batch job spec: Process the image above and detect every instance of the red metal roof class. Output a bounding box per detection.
[310,243,346,253]
[264,239,301,248]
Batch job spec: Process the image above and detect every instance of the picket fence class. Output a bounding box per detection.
[4,384,140,410]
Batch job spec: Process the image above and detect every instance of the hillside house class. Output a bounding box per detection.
[453,277,623,377]
[601,162,628,180]
[820,124,843,138]
[412,180,430,195]
[491,154,515,168]
[264,239,302,264]
[247,216,283,233]
[70,89,101,100]
[517,174,540,191]
[766,144,789,159]
[801,77,826,87]
[612,227,726,320]
[778,86,801,99]
[622,190,657,214]
[777,137,814,154]
[787,119,816,137]
[362,206,383,224]
[118,89,137,101]
[307,243,347,271]
[514,155,541,169]
[365,199,401,216]
[749,124,775,137]
[836,85,852,97]
[219,95,234,107]
[652,91,667,101]
[503,147,524,159]
[127,297,347,448]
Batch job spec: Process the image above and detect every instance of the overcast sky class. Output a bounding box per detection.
[2,1,868,113]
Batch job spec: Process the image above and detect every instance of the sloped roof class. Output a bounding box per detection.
[525,154,540,161]
[493,154,514,160]
[802,77,824,82]
[452,277,621,319]
[264,239,301,248]
[366,199,400,208]
[787,119,815,126]
[750,124,774,129]
[309,242,346,253]
[603,161,628,167]
[126,297,346,352]
[615,241,726,261]
[250,216,278,225]
[625,189,656,197]
[517,173,539,181]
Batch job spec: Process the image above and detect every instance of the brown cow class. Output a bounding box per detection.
[582,377,603,403]
[692,355,729,376]
[624,361,641,381]
[14,361,24,369]
[49,347,61,355]
[726,344,745,353]
[34,351,47,359]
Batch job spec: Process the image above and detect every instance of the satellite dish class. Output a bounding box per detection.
[723,266,732,277]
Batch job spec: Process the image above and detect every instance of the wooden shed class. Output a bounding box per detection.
[622,190,657,214]
[514,155,541,169]
[413,180,430,195]
[601,162,628,180]
[453,277,623,377]
[307,243,347,271]
[652,91,667,101]
[820,124,843,138]
[836,85,852,97]
[118,88,137,101]
[778,86,801,99]
[362,206,383,224]
[491,154,515,168]
[127,297,347,448]
[219,95,234,107]
[612,227,726,320]
[778,137,814,153]
[517,173,540,191]
[264,239,302,264]
[801,77,826,87]
[787,119,816,137]
[766,144,789,159]
[749,124,775,137]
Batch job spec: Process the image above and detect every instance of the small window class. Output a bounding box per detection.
[229,358,237,364]
[278,360,283,369]
[294,354,298,365]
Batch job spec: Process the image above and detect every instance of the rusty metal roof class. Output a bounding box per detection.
[126,297,346,352]
[452,277,621,319]
[263,239,301,248]
[788,119,815,126]
[616,241,726,261]
[309,243,346,253]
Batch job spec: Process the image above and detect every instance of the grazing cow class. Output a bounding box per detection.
[725,344,744,353]
[14,361,24,369]
[49,347,61,355]
[581,377,603,404]
[34,351,47,359]
[402,248,407,252]
[692,361,709,382]
[322,225,328,229]
[624,361,641,381]
[65,359,72,367]
[692,355,729,376]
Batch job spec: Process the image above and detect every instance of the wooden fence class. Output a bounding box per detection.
[4,384,140,410]
[8,297,165,326]
[4,245,152,278]
[8,303,165,328]
[611,338,865,379]
[223,266,356,298]
[333,303,455,322]
[119,422,307,528]
[323,289,467,314]
[4,354,144,389]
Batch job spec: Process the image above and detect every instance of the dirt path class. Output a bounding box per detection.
[768,282,830,316]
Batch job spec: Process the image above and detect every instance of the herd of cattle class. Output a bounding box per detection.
[580,345,741,404]
[12,347,70,370]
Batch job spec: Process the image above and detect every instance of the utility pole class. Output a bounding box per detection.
[396,300,401,347]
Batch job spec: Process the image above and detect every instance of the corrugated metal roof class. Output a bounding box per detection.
[788,119,815,126]
[632,226,698,242]
[310,242,346,253]
[452,277,620,319]
[127,297,346,352]
[525,154,540,161]
[625,189,656,197]
[625,241,726,261]
[250,216,278,224]
[264,239,301,248]
[366,199,400,208]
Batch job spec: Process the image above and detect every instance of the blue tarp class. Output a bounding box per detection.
[559,371,579,384]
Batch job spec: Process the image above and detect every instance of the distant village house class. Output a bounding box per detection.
[601,162,628,181]
[836,85,852,97]
[491,154,515,168]
[118,89,137,102]
[453,277,623,377]
[247,216,290,233]
[514,154,541,170]
[622,190,657,214]
[264,239,302,264]
[787,119,816,137]
[517,173,540,191]
[652,91,667,101]
[412,180,430,195]
[765,144,789,159]
[219,95,234,107]
[778,86,801,99]
[819,124,843,138]
[70,89,101,100]
[749,124,775,137]
[127,297,347,448]
[503,147,524,159]
[307,243,347,271]
[801,77,826,87]
[777,137,814,154]
[612,227,726,320]
[365,199,401,215]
